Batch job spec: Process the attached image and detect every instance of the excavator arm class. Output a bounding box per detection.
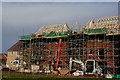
[69,58,85,71]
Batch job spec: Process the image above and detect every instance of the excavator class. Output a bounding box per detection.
[69,58,85,76]
[69,58,102,76]
[51,58,102,76]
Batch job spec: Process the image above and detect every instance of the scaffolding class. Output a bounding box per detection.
[7,16,120,78]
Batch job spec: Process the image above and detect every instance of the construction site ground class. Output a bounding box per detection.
[1,71,118,80]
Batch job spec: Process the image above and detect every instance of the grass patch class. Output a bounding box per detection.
[2,73,118,80]
[2,73,69,78]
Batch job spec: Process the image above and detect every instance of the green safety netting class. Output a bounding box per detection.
[84,28,107,34]
[42,30,72,37]
[19,34,36,40]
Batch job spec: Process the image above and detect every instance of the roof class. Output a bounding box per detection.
[83,16,120,35]
[0,54,7,59]
[7,41,23,51]
[34,23,70,35]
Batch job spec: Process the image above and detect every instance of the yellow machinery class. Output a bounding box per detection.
[51,69,70,76]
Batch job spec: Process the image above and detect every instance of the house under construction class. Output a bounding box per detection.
[6,16,120,78]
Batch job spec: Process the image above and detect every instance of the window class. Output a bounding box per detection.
[10,52,13,56]
[89,50,93,54]
[98,49,104,59]
[50,51,52,55]
[17,52,19,56]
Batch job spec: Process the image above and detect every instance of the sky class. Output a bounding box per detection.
[0,2,2,53]
[1,2,119,53]
[2,0,120,2]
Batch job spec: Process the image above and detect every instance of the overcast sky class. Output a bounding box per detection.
[2,0,120,2]
[1,2,118,53]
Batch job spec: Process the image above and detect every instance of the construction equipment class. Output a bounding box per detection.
[85,60,102,76]
[51,69,70,76]
[69,58,102,76]
[69,58,85,76]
